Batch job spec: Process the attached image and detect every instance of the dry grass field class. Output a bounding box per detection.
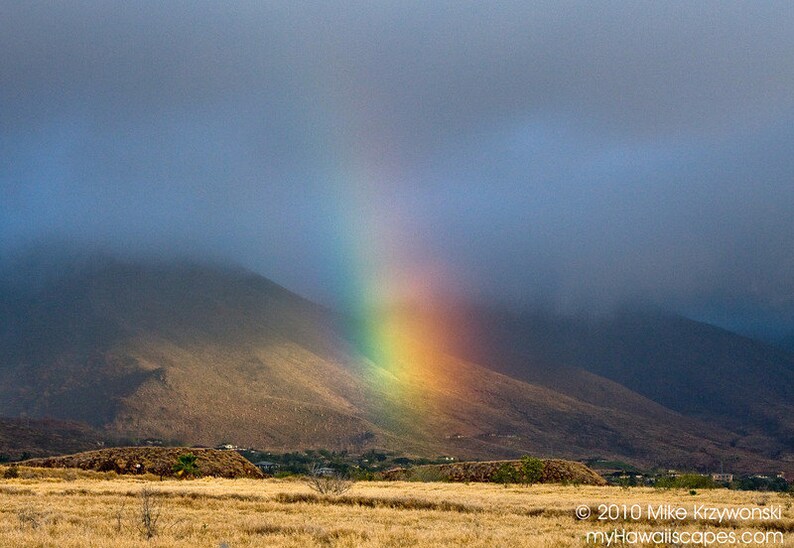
[0,466,792,547]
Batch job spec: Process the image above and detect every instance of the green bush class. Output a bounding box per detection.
[519,456,544,486]
[172,453,200,478]
[655,474,716,490]
[492,463,521,486]
[349,469,376,481]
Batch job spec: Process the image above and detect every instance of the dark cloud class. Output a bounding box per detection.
[3,1,794,331]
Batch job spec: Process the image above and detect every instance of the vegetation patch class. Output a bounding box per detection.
[1,464,122,481]
[248,522,370,543]
[655,474,718,489]
[760,520,794,534]
[274,492,478,513]
[0,475,791,546]
[522,507,571,518]
[0,486,35,496]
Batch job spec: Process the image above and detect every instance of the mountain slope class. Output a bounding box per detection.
[0,418,105,459]
[417,304,794,462]
[0,258,787,473]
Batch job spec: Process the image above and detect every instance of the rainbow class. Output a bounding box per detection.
[304,81,473,407]
[322,161,458,401]
[333,173,446,383]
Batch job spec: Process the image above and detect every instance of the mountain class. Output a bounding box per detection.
[0,417,105,459]
[415,304,794,465]
[0,257,788,473]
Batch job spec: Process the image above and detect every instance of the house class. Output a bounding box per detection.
[711,473,733,483]
[253,461,277,473]
[314,466,336,477]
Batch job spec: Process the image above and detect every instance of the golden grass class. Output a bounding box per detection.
[0,465,792,547]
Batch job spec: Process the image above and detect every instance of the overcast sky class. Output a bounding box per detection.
[3,1,794,332]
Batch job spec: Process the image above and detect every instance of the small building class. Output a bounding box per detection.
[711,473,733,483]
[315,466,336,477]
[253,461,277,473]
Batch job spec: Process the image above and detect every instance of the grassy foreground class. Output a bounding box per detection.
[0,467,792,547]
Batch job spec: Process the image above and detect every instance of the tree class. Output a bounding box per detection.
[519,456,544,486]
[492,463,521,486]
[172,453,200,478]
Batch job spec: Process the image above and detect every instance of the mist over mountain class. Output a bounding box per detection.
[3,2,794,338]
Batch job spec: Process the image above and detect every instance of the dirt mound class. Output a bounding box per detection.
[540,459,607,485]
[381,458,606,485]
[22,447,263,479]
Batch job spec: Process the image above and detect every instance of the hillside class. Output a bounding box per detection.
[0,257,788,473]
[416,305,794,462]
[0,417,106,459]
[22,447,263,478]
[381,458,606,485]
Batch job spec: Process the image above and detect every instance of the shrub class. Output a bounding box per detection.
[138,487,161,540]
[17,509,45,529]
[491,457,544,487]
[350,469,376,481]
[519,456,544,486]
[305,464,353,495]
[172,453,200,478]
[492,463,521,486]
[3,466,19,479]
